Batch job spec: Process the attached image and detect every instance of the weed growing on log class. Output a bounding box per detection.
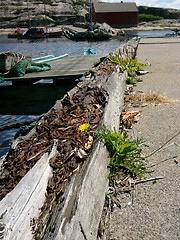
[98,126,147,181]
[126,76,138,85]
[110,55,146,76]
[109,54,146,85]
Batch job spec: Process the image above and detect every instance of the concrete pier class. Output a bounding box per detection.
[110,37,180,240]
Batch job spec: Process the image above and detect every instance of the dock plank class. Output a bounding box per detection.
[5,54,106,83]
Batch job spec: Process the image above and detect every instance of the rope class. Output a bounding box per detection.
[145,131,180,159]
[32,55,55,61]
[36,54,68,63]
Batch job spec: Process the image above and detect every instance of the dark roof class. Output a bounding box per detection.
[93,1,138,13]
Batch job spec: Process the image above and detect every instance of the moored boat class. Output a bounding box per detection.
[45,30,63,38]
[21,27,45,39]
[8,28,23,39]
[8,27,63,39]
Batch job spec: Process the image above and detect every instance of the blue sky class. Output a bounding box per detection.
[101,0,180,9]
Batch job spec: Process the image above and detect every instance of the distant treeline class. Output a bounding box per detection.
[138,6,180,21]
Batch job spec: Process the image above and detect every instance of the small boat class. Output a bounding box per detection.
[8,32,22,38]
[45,30,63,38]
[8,28,23,39]
[21,27,45,39]
[8,27,63,39]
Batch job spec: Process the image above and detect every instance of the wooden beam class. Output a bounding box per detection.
[0,140,58,240]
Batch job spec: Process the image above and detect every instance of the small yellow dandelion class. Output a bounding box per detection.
[78,123,90,132]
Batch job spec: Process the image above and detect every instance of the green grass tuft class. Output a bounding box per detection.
[98,126,147,181]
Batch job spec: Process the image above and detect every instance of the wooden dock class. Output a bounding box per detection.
[5,54,106,85]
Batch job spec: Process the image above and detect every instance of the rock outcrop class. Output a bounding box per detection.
[0,1,179,29]
[0,0,89,28]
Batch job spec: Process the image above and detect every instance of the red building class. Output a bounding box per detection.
[92,1,138,28]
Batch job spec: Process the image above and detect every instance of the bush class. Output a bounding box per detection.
[138,14,163,23]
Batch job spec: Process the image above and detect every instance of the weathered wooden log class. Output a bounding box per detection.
[0,71,125,240]
[0,40,139,239]
[0,140,58,240]
[51,72,126,240]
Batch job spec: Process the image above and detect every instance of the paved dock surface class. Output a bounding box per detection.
[5,54,106,84]
[110,37,180,239]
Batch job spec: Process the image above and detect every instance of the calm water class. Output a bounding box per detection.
[125,29,173,38]
[0,35,123,58]
[0,30,173,157]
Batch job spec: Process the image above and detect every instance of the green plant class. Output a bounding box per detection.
[105,189,114,199]
[109,55,146,77]
[98,126,147,181]
[138,14,163,23]
[126,76,137,85]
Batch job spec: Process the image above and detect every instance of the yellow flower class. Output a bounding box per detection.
[78,123,90,132]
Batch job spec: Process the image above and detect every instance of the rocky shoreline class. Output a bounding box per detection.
[0,19,179,37]
[122,19,180,31]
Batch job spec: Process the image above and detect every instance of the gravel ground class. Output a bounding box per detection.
[110,37,180,240]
